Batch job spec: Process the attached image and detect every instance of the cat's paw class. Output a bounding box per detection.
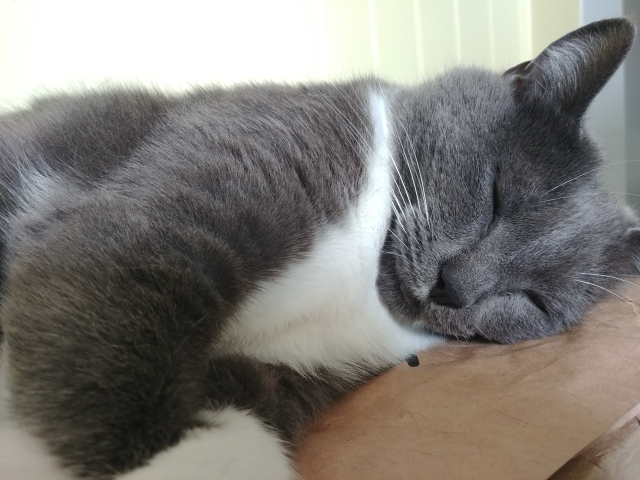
[117,408,295,480]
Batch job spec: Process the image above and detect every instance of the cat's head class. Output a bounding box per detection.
[378,18,638,343]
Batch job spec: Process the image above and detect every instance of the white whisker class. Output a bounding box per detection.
[475,326,494,344]
[386,100,432,230]
[388,228,410,251]
[608,192,640,198]
[539,193,592,203]
[540,190,640,204]
[399,121,431,229]
[577,272,640,289]
[543,160,640,196]
[387,144,413,217]
[389,119,422,216]
[315,90,375,159]
[390,196,410,236]
[574,279,637,310]
[543,168,599,196]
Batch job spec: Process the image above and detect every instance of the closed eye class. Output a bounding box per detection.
[524,290,548,315]
[489,178,500,230]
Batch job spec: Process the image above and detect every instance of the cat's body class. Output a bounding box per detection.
[0,18,637,480]
[0,79,441,480]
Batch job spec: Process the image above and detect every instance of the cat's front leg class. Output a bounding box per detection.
[0,189,365,479]
[118,357,362,480]
[116,408,292,480]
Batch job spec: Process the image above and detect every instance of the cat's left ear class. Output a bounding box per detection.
[504,18,636,118]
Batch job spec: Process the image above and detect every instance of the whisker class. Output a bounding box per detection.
[391,197,410,236]
[543,160,640,196]
[399,122,431,229]
[607,192,640,198]
[317,87,417,240]
[388,118,422,216]
[385,131,413,216]
[539,191,640,204]
[386,100,432,230]
[399,136,422,215]
[384,98,419,219]
[576,272,640,289]
[388,228,410,251]
[574,279,638,310]
[475,326,494,344]
[333,87,374,139]
[539,193,594,203]
[543,168,599,196]
[315,90,375,159]
[390,180,412,231]
[323,87,411,218]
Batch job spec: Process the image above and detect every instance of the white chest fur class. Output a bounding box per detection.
[217,91,439,375]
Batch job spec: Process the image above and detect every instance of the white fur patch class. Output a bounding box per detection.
[0,343,10,425]
[14,168,60,217]
[218,91,439,375]
[0,422,72,480]
[4,168,69,246]
[0,346,73,480]
[117,408,293,480]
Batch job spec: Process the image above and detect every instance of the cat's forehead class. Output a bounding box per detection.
[407,68,518,159]
[419,69,588,159]
[424,68,513,118]
[405,68,607,209]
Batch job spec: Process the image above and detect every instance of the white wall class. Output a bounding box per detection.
[0,0,580,110]
[623,0,640,208]
[580,0,640,199]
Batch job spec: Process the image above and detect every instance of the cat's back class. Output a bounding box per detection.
[121,82,373,220]
[0,82,382,223]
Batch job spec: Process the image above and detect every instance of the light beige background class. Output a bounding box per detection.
[0,0,580,110]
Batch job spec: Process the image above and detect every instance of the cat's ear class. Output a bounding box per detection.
[504,18,636,118]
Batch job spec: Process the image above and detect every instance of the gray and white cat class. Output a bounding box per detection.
[0,18,636,480]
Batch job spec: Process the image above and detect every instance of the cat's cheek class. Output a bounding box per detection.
[473,294,562,343]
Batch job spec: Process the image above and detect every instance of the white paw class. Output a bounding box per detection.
[0,422,73,480]
[117,408,295,480]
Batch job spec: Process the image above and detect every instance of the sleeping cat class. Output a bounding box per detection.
[0,17,636,480]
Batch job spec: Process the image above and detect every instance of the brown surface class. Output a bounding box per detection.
[550,404,640,480]
[294,285,640,480]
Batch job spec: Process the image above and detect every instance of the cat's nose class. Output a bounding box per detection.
[428,261,489,308]
[428,268,467,308]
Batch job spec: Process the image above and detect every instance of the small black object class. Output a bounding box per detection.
[406,354,419,367]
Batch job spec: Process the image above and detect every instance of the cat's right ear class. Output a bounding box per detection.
[503,18,636,118]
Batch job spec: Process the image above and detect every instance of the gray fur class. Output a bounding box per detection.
[0,18,636,479]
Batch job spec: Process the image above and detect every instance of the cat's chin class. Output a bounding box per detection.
[389,284,563,345]
[430,292,564,344]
